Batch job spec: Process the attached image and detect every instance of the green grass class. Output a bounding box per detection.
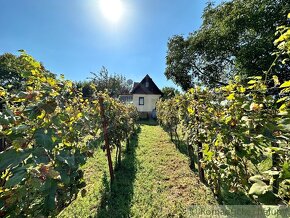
[58,124,217,218]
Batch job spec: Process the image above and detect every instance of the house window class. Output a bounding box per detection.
[139,97,144,105]
[145,81,149,87]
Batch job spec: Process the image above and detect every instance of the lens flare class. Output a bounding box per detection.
[99,0,124,23]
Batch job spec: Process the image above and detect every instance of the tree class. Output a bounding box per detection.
[165,0,290,90]
[89,67,132,97]
[161,87,180,99]
[76,81,95,98]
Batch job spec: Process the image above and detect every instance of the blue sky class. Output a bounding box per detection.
[0,0,222,89]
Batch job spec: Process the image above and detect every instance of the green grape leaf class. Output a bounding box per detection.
[34,129,54,150]
[4,170,26,188]
[0,149,30,171]
[281,162,290,179]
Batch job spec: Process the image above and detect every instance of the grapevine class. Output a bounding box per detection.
[0,52,138,216]
[157,17,290,205]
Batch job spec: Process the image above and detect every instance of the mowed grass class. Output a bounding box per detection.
[58,123,217,218]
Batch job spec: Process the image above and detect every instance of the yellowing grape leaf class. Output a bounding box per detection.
[272,75,280,86]
[280,81,290,88]
[37,110,46,119]
[226,93,235,100]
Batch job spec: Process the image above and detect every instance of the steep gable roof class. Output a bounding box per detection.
[133,82,139,89]
[130,74,163,95]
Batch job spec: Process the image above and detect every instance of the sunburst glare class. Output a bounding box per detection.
[99,0,124,23]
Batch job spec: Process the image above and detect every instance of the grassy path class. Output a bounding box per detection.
[58,123,217,218]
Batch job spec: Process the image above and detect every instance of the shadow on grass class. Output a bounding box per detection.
[95,128,140,218]
[172,138,198,172]
[172,139,188,156]
[138,119,158,126]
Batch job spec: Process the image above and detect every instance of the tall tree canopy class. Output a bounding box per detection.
[161,87,180,99]
[76,81,95,98]
[88,67,132,98]
[165,0,290,90]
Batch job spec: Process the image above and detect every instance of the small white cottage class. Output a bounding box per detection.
[119,74,163,117]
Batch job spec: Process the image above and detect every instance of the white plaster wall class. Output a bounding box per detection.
[133,94,161,112]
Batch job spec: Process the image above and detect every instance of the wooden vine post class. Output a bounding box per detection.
[184,101,195,171]
[194,89,206,184]
[99,96,115,183]
[272,141,280,194]
[0,101,5,152]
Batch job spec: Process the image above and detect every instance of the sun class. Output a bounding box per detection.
[99,0,124,23]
